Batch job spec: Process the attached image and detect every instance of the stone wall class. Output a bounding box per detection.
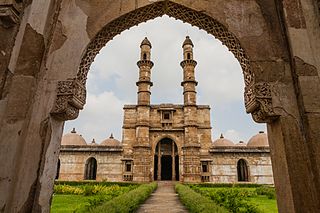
[210,150,273,184]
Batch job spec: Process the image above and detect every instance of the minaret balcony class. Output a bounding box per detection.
[180,59,197,68]
[137,60,154,68]
[181,80,198,86]
[136,80,153,86]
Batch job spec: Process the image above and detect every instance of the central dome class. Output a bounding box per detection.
[247,131,269,147]
[212,134,234,146]
[61,128,87,146]
[101,134,121,146]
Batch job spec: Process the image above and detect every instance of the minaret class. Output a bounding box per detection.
[136,37,153,105]
[133,37,153,182]
[180,36,198,106]
[181,36,201,182]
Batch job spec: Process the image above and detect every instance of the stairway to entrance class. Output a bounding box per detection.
[137,181,188,213]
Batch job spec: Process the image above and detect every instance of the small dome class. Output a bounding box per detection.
[89,138,98,146]
[212,134,234,146]
[61,128,87,146]
[140,37,152,48]
[247,131,269,147]
[182,36,194,47]
[101,134,121,146]
[236,141,246,146]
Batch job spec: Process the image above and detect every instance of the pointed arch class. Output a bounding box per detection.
[84,157,97,180]
[237,159,249,182]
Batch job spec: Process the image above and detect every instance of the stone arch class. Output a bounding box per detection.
[51,1,277,123]
[84,157,97,180]
[237,159,249,182]
[154,137,179,181]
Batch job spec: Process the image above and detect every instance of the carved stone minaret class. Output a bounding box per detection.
[181,35,198,105]
[181,36,201,182]
[133,37,153,182]
[136,37,153,106]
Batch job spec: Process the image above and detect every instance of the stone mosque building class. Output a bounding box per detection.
[57,37,274,184]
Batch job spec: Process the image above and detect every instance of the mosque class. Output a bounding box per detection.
[57,37,274,184]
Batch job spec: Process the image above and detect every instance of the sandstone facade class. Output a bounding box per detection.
[0,1,319,212]
[57,37,273,185]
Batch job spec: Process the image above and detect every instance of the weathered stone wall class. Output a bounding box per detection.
[211,151,274,184]
[59,150,122,182]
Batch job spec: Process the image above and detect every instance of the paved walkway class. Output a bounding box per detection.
[137,181,188,213]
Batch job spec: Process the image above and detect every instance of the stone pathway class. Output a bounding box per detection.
[136,181,188,213]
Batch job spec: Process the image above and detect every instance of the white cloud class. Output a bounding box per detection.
[64,15,265,144]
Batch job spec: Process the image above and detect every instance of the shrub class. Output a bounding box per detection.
[208,189,260,213]
[175,183,228,213]
[255,186,276,199]
[54,184,84,195]
[88,182,157,213]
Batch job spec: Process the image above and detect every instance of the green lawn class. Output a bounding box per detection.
[51,194,94,213]
[249,195,278,213]
[188,184,278,213]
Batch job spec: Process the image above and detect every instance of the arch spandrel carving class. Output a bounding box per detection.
[51,1,278,122]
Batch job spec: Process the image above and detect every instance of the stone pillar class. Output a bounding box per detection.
[172,142,176,181]
[180,36,201,182]
[157,142,161,180]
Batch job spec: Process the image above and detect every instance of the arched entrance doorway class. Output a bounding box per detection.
[154,138,179,181]
[84,157,97,180]
[237,159,249,182]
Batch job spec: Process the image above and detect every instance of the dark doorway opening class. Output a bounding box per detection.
[175,155,179,181]
[237,159,249,182]
[84,157,97,180]
[154,156,158,180]
[161,155,172,180]
[55,159,60,179]
[154,138,178,181]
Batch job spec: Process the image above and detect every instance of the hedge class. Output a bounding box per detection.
[54,180,139,187]
[175,183,228,213]
[88,182,157,213]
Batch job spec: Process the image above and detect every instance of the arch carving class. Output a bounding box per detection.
[51,1,278,122]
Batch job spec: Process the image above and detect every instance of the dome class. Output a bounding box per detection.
[89,138,98,146]
[236,141,247,146]
[140,37,152,48]
[247,131,269,147]
[101,134,121,146]
[182,36,194,47]
[212,134,234,146]
[61,128,87,146]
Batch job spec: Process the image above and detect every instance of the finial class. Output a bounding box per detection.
[259,131,264,134]
[92,138,96,143]
[220,133,224,139]
[182,35,194,47]
[140,37,152,48]
[110,133,114,139]
[71,128,76,133]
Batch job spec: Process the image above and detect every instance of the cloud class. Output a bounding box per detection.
[64,15,266,144]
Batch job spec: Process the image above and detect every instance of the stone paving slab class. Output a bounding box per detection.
[136,181,189,213]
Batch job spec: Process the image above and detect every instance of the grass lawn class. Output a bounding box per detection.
[51,194,95,213]
[249,195,278,213]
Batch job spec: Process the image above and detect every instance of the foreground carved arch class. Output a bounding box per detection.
[51,1,277,123]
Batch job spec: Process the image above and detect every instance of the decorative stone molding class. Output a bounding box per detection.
[0,1,22,28]
[51,79,86,121]
[72,1,275,123]
[245,82,278,123]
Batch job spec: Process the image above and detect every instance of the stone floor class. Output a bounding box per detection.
[136,181,189,213]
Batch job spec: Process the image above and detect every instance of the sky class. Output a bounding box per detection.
[64,15,266,144]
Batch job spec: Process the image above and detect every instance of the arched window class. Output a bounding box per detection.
[84,157,97,180]
[55,159,60,179]
[237,159,249,182]
[143,53,147,60]
[187,53,191,59]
